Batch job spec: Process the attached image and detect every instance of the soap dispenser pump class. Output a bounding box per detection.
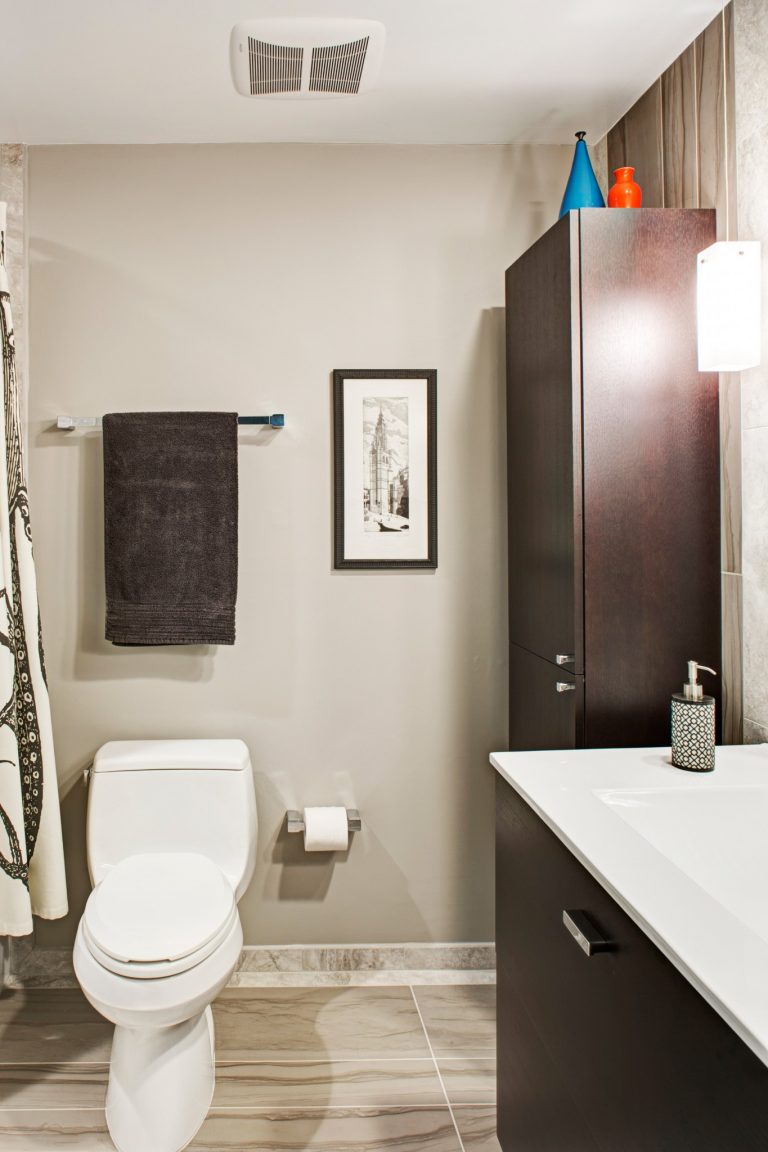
[671,660,716,772]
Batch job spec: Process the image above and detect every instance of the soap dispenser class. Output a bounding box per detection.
[671,660,716,772]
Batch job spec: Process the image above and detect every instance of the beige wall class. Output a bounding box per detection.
[27,142,570,947]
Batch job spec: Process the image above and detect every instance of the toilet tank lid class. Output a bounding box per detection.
[92,739,251,773]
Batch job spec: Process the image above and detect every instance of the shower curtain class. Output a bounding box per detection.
[0,202,67,935]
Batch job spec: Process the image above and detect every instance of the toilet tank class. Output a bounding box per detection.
[86,740,257,900]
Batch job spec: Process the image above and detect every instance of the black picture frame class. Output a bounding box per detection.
[333,369,437,569]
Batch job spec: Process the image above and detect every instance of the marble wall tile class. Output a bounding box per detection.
[212,987,431,1061]
[0,989,113,1062]
[720,372,742,572]
[230,969,496,988]
[237,943,495,974]
[607,80,664,206]
[437,1058,496,1106]
[735,126,768,432]
[0,144,27,428]
[411,987,496,1056]
[662,44,698,208]
[191,1107,463,1152]
[0,938,9,991]
[742,426,768,728]
[591,134,608,201]
[452,1106,501,1152]
[732,0,768,147]
[722,573,743,744]
[736,0,768,736]
[213,1059,444,1109]
[9,943,496,988]
[743,717,768,743]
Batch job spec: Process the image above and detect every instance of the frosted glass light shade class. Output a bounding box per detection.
[697,241,761,371]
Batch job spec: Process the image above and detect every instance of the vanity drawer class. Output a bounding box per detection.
[496,777,768,1152]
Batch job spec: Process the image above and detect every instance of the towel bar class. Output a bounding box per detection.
[56,414,285,431]
[286,809,362,834]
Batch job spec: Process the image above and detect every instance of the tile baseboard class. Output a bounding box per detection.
[236,943,496,975]
[6,941,496,989]
[230,969,497,988]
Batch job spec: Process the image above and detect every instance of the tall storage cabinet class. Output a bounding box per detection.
[506,209,721,750]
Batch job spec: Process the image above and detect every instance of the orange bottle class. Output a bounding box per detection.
[608,166,642,207]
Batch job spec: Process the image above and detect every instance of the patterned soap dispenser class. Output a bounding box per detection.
[671,660,717,772]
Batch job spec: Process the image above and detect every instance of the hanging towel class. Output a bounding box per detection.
[0,202,68,935]
[103,412,238,645]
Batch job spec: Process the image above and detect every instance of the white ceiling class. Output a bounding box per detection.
[0,0,724,145]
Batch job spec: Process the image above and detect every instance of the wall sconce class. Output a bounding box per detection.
[697,241,761,371]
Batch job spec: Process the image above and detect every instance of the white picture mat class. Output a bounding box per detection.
[342,376,429,561]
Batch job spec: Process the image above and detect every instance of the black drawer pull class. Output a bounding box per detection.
[562,909,614,956]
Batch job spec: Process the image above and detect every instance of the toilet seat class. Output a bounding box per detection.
[83,852,236,979]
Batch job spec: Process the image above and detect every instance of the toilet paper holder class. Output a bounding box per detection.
[286,808,362,834]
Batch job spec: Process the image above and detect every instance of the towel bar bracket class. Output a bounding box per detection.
[286,808,361,834]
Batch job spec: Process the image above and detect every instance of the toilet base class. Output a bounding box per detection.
[106,1006,215,1152]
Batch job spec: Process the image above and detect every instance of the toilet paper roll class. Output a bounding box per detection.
[303,806,349,852]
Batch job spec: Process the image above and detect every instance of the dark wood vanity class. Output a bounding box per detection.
[498,208,763,1149]
[496,777,768,1151]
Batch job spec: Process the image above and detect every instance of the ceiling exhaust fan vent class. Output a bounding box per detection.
[231,20,385,99]
[309,37,370,95]
[248,39,303,96]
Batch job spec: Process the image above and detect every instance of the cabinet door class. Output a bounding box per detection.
[497,958,599,1152]
[496,779,768,1152]
[579,208,721,746]
[506,212,583,673]
[509,643,584,751]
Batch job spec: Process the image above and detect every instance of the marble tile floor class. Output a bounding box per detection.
[0,983,500,1151]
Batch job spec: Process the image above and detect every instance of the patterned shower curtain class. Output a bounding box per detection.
[0,202,67,935]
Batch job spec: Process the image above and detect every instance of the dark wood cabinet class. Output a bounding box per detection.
[509,644,584,751]
[497,777,768,1152]
[506,209,721,750]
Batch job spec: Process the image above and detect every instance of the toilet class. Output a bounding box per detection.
[73,739,257,1152]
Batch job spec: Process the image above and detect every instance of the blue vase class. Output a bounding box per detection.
[559,131,605,217]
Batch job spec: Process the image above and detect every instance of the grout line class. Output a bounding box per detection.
[409,986,467,1152]
[0,1054,495,1069]
[0,1063,110,1069]
[449,1103,496,1109]
[211,1104,488,1113]
[0,1101,492,1110]
[216,1057,486,1065]
[0,1104,494,1116]
[0,1101,106,1110]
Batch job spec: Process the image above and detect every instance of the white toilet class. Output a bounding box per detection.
[73,739,257,1152]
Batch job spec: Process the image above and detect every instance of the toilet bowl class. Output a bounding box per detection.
[73,741,257,1152]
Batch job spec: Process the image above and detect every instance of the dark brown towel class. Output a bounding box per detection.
[103,412,238,645]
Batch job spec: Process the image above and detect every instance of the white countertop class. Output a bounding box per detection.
[491,744,768,1068]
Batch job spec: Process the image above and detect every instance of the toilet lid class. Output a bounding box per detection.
[84,852,235,963]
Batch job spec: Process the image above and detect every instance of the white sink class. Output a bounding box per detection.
[595,784,768,946]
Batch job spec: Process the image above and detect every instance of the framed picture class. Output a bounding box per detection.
[333,369,437,569]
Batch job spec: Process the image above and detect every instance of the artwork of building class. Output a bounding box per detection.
[368,408,392,515]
